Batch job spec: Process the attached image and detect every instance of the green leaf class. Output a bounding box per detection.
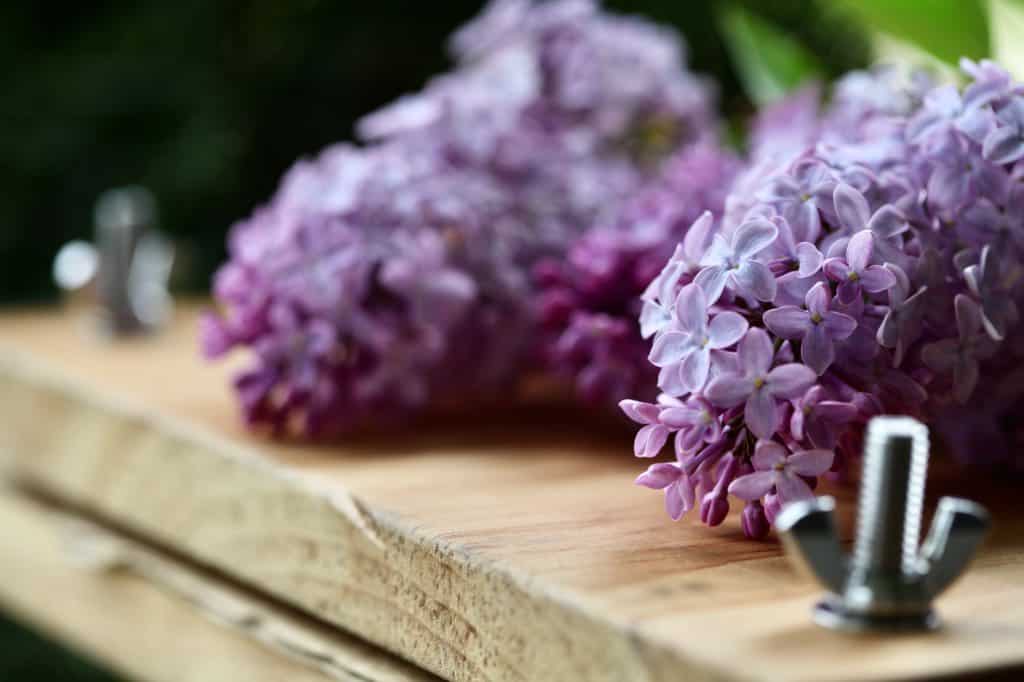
[833,0,989,65]
[988,0,1024,79]
[716,4,824,107]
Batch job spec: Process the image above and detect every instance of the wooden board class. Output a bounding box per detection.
[1,306,1024,681]
[0,488,435,682]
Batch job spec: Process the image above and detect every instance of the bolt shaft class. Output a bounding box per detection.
[852,417,929,578]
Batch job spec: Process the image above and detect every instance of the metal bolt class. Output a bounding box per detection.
[53,187,174,336]
[776,415,990,632]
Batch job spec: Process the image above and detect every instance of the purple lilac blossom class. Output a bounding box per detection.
[203,0,718,434]
[623,60,1024,538]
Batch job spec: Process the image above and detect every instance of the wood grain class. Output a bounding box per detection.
[1,306,1023,681]
[0,489,435,682]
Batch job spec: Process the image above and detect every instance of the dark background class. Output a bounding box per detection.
[0,1,868,677]
[0,0,867,304]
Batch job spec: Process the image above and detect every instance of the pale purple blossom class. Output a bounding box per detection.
[694,218,779,304]
[729,441,833,505]
[704,329,817,439]
[823,230,897,304]
[635,461,695,520]
[648,283,748,392]
[922,294,997,403]
[963,245,1021,341]
[764,282,856,375]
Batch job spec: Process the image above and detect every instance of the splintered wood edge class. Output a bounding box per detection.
[0,489,436,682]
[0,349,722,682]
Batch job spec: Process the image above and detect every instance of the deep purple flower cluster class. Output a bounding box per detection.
[533,144,740,405]
[625,61,1024,538]
[201,0,715,435]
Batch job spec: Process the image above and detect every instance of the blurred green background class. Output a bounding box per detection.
[2,0,1013,677]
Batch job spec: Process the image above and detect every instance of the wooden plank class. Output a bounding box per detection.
[1,306,1023,681]
[0,488,436,682]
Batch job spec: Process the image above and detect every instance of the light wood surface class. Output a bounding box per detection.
[0,489,435,682]
[1,306,1023,681]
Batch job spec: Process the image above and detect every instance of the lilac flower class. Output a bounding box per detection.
[694,218,779,304]
[789,386,859,450]
[876,263,928,366]
[728,441,833,505]
[922,295,996,403]
[627,61,1024,533]
[823,230,897,304]
[757,159,834,243]
[635,461,695,520]
[620,399,671,457]
[648,283,748,392]
[964,245,1021,341]
[704,329,817,439]
[661,396,723,454]
[984,96,1024,164]
[764,282,856,375]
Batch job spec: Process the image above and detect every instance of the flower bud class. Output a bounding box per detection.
[700,491,730,526]
[741,501,770,540]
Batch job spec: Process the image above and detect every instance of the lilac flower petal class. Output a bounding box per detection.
[635,462,681,489]
[677,477,697,513]
[775,471,814,504]
[704,374,754,408]
[733,218,779,259]
[955,293,983,340]
[682,212,715,263]
[660,406,701,428]
[707,311,748,348]
[665,482,687,520]
[834,184,871,233]
[796,242,824,276]
[745,387,778,439]
[763,306,810,339]
[619,399,660,424]
[739,328,774,377]
[680,349,711,392]
[788,449,834,476]
[674,283,708,335]
[752,440,787,469]
[983,125,1024,165]
[867,205,909,239]
[846,230,874,273]
[701,234,734,268]
[634,423,669,458]
[734,261,778,302]
[657,364,688,396]
[728,471,775,501]
[677,425,704,454]
[694,265,729,305]
[639,301,671,339]
[801,323,834,375]
[805,281,830,316]
[822,258,852,282]
[765,363,817,398]
[921,338,959,372]
[824,312,857,339]
[836,279,860,305]
[859,265,897,293]
[648,330,694,367]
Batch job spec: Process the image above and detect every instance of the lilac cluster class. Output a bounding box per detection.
[201,0,715,435]
[533,144,740,405]
[625,60,1024,538]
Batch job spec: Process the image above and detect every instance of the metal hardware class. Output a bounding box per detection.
[777,416,990,632]
[53,186,173,336]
